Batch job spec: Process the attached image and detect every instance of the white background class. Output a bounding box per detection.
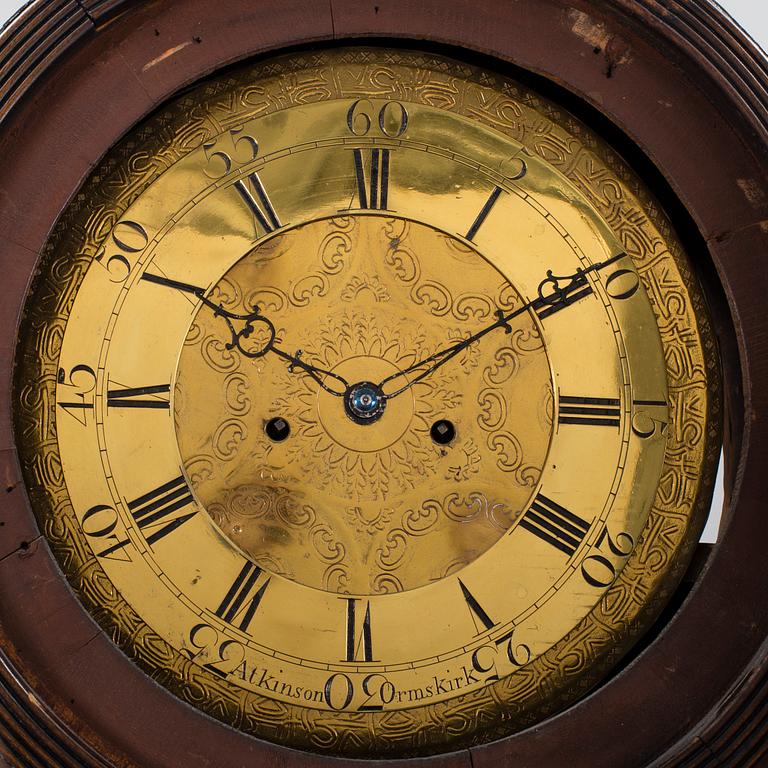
[713,0,768,52]
[1,0,763,542]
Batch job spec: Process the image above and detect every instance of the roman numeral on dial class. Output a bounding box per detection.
[214,561,271,633]
[459,579,496,634]
[519,493,591,557]
[234,172,281,235]
[353,148,390,210]
[107,383,170,409]
[344,598,376,662]
[127,475,196,546]
[465,186,503,241]
[558,395,621,428]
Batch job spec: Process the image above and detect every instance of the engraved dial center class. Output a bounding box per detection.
[173,214,554,594]
[345,381,386,424]
[318,357,411,452]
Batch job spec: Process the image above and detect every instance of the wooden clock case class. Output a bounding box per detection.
[0,0,765,766]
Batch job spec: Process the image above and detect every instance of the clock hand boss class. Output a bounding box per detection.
[378,251,629,400]
[141,272,350,396]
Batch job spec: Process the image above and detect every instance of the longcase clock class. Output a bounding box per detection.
[0,1,765,767]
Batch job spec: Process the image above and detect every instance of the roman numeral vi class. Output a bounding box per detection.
[344,598,376,662]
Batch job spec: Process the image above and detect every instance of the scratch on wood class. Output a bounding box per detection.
[569,9,609,48]
[78,631,102,652]
[737,178,768,207]
[568,9,632,78]
[142,41,193,72]
[706,219,768,244]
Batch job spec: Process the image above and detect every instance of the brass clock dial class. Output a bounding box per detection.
[15,48,719,757]
[174,214,554,593]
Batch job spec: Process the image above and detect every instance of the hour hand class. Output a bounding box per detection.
[529,267,593,320]
[378,251,628,400]
[529,250,629,319]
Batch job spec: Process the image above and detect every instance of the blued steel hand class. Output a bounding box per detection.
[378,251,628,400]
[141,273,350,396]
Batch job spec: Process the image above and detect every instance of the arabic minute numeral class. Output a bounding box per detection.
[581,526,635,588]
[57,364,96,425]
[323,673,395,713]
[632,399,669,438]
[183,623,246,679]
[357,673,396,712]
[471,628,533,682]
[81,504,131,561]
[94,219,149,283]
[324,673,355,711]
[605,267,641,300]
[203,127,259,178]
[495,628,532,667]
[346,99,408,138]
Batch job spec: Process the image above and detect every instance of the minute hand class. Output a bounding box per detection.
[141,273,350,396]
[378,251,628,400]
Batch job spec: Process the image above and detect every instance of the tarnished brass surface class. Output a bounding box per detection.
[176,215,552,593]
[13,48,720,756]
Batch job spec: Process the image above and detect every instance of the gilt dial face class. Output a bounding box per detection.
[15,48,719,756]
